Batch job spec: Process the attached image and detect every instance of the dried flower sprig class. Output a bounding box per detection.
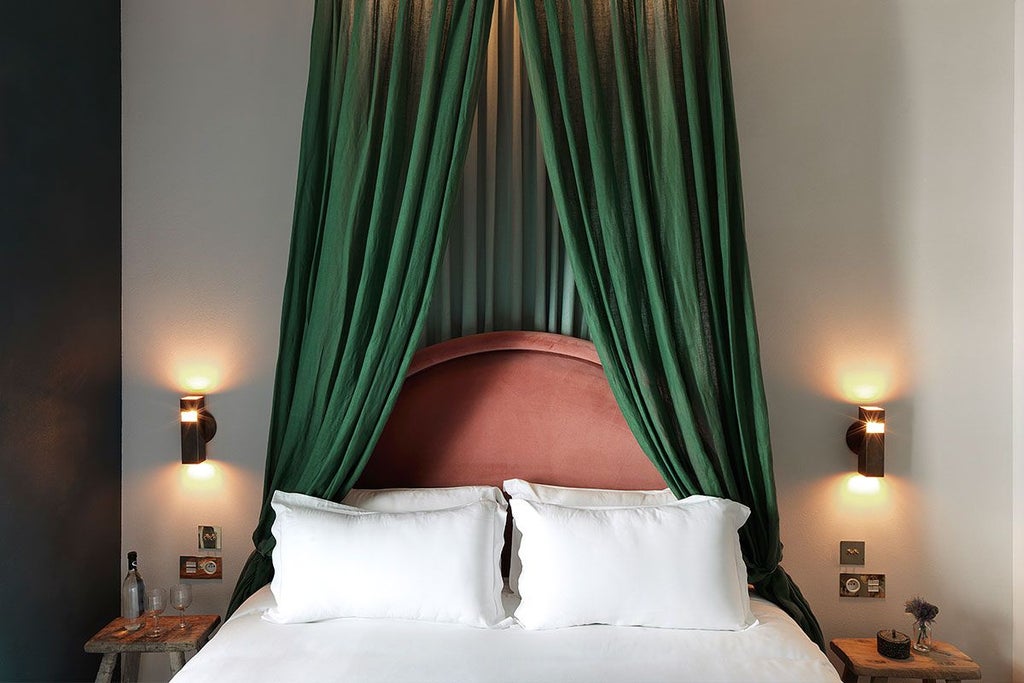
[904,597,939,624]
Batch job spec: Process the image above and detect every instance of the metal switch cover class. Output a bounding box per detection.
[839,540,866,566]
[839,572,885,598]
[199,525,222,550]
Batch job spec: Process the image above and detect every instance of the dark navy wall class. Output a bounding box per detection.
[0,2,121,680]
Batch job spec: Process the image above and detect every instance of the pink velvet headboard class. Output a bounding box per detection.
[359,331,665,490]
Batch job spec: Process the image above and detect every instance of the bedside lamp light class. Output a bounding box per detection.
[846,406,885,477]
[180,395,217,464]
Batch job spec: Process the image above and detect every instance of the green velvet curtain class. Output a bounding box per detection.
[515,0,824,648]
[228,0,494,617]
[424,0,587,344]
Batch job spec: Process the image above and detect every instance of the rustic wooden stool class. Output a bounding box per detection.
[85,614,220,683]
[830,637,982,683]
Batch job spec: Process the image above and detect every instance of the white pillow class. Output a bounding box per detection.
[510,497,756,631]
[503,479,676,592]
[342,485,507,512]
[266,490,505,627]
[503,479,676,507]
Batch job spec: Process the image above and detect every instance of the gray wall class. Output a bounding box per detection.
[121,5,309,679]
[0,2,122,680]
[121,1,1018,681]
[729,2,1014,679]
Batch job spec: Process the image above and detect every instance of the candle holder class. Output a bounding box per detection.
[876,629,911,659]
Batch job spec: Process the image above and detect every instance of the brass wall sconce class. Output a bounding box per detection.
[846,406,885,477]
[180,395,217,464]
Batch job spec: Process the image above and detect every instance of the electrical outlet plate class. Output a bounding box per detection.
[839,540,865,566]
[180,555,223,580]
[840,572,885,598]
[198,525,222,550]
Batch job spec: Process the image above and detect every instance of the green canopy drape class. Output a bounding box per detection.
[227,0,494,617]
[515,0,823,647]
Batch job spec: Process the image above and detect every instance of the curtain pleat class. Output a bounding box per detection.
[228,0,494,617]
[515,0,823,648]
[423,0,586,344]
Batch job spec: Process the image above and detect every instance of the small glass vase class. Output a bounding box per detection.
[912,620,932,652]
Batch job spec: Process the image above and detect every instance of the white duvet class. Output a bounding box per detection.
[173,587,840,682]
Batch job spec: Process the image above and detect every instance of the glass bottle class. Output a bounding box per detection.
[121,551,146,631]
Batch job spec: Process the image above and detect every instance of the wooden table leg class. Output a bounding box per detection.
[868,677,888,683]
[94,653,117,683]
[169,651,187,674]
[120,652,140,683]
[841,664,858,683]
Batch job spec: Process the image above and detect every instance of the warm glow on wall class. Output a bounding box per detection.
[846,473,882,495]
[802,325,907,403]
[839,370,890,403]
[177,363,223,393]
[186,462,216,480]
[175,461,227,493]
[834,472,893,510]
[129,314,263,397]
[152,343,240,394]
[184,375,214,392]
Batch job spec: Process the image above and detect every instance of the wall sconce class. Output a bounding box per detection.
[180,395,217,464]
[845,406,885,477]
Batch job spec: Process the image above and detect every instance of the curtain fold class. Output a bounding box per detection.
[515,0,823,648]
[228,0,494,617]
[424,0,587,344]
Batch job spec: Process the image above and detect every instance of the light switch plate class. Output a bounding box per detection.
[198,525,222,550]
[180,555,223,580]
[839,540,865,566]
[840,572,885,598]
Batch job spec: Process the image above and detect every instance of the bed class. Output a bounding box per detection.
[173,332,840,682]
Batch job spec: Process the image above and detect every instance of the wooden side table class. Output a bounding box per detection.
[830,637,982,683]
[85,614,221,683]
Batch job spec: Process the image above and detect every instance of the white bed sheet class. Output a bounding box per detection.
[174,587,840,683]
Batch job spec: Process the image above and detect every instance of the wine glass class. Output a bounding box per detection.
[170,584,193,629]
[144,587,168,638]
